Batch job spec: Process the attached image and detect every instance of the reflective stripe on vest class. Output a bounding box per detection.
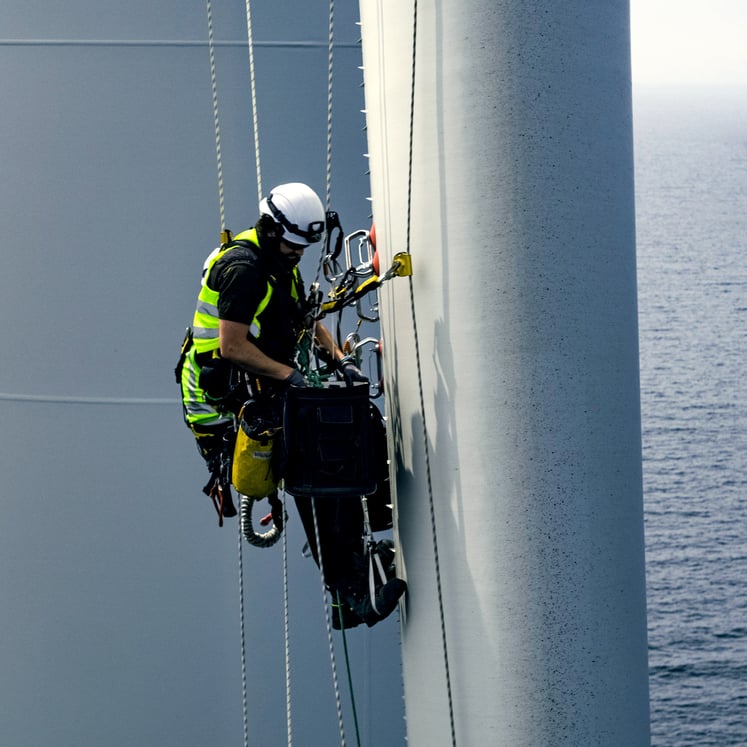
[180,346,233,426]
[192,253,230,354]
[192,228,302,353]
[191,229,259,354]
[249,283,274,338]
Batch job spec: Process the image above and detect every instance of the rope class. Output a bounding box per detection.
[282,490,293,746]
[324,0,335,212]
[200,4,359,746]
[337,592,362,747]
[205,0,227,231]
[237,517,250,747]
[243,0,262,203]
[205,5,249,743]
[403,2,457,745]
[310,0,339,363]
[310,499,348,746]
[239,494,283,548]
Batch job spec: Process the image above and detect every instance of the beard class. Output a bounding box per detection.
[278,252,302,270]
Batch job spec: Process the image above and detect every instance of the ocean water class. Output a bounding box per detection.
[635,87,747,746]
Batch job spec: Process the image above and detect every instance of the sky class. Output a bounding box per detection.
[630,0,747,86]
[0,2,745,746]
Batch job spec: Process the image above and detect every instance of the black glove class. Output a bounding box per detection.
[340,359,369,386]
[285,369,306,388]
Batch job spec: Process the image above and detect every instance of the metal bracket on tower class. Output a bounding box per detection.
[389,252,413,278]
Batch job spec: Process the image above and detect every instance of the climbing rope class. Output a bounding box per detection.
[310,498,349,746]
[281,492,293,746]
[240,3,296,742]
[204,2,252,742]
[204,2,369,744]
[205,0,227,231]
[239,493,283,548]
[309,0,339,364]
[204,3,250,742]
[243,0,262,203]
[324,0,335,213]
[237,517,250,747]
[403,2,457,745]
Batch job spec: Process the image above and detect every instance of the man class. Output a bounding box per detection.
[178,182,405,627]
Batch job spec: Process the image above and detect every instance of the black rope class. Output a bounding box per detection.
[310,499,348,745]
[404,2,457,745]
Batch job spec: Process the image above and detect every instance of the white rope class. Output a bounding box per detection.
[243,0,262,204]
[324,0,335,212]
[240,494,283,548]
[241,7,292,742]
[310,0,338,360]
[237,516,250,747]
[200,4,357,746]
[204,6,249,745]
[205,0,227,230]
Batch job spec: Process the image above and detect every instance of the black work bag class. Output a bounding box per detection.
[283,383,376,498]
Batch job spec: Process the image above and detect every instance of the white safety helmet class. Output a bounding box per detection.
[259,182,325,248]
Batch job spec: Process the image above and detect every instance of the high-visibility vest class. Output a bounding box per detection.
[179,345,233,428]
[191,229,303,355]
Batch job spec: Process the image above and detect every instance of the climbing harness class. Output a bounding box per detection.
[203,444,238,526]
[361,497,391,614]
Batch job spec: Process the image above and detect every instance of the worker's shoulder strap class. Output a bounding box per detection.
[227,239,260,255]
[227,241,304,297]
[212,235,305,307]
[208,240,261,287]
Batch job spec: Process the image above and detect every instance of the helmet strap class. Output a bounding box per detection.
[256,214,282,252]
[266,194,323,244]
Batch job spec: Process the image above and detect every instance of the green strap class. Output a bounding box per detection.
[295,330,324,388]
[336,590,362,747]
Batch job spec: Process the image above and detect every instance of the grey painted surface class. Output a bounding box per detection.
[1,2,404,745]
[360,1,650,744]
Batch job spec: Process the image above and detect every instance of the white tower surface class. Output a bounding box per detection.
[359,1,650,745]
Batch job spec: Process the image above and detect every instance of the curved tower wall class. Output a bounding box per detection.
[359,1,650,744]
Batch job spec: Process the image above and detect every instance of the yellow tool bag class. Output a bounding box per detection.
[232,402,280,498]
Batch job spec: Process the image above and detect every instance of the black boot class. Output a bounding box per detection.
[330,593,363,631]
[343,577,407,627]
